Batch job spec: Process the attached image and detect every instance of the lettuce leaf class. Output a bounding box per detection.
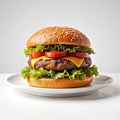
[53,70,69,79]
[70,69,86,80]
[83,65,99,76]
[21,65,98,80]
[24,44,95,56]
[24,45,46,56]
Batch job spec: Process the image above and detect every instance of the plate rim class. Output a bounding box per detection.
[5,74,113,96]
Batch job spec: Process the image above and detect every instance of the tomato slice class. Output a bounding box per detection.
[45,51,67,58]
[71,52,88,58]
[29,51,45,59]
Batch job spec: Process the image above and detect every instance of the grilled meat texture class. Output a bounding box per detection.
[28,57,92,71]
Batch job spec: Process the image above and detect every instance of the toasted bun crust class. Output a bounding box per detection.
[26,26,91,48]
[26,76,93,88]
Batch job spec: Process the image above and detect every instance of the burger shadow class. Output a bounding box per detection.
[44,85,120,101]
[15,84,120,101]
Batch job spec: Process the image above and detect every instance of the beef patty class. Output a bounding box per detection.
[28,57,92,71]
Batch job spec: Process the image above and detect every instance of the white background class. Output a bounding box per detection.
[0,0,120,73]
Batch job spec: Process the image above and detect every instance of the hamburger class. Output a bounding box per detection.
[21,26,98,88]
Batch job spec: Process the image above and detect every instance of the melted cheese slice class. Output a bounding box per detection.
[63,56,84,67]
[31,56,52,67]
[31,56,84,68]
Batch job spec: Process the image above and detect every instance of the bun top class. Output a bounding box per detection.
[26,26,91,48]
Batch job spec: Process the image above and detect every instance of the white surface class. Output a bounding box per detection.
[0,73,120,120]
[0,0,120,73]
[6,74,113,97]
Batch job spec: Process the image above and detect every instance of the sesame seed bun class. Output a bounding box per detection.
[26,76,93,88]
[26,26,91,48]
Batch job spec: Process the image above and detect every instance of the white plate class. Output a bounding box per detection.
[6,74,113,97]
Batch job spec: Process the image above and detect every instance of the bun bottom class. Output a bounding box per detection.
[26,76,93,88]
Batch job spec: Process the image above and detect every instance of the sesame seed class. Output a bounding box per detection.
[80,36,83,39]
[63,35,66,38]
[58,37,60,41]
[72,36,75,39]
[71,39,73,41]
[65,32,70,35]
[56,35,59,38]
[73,33,76,37]
[53,31,56,34]
[72,29,75,33]
[75,34,79,37]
